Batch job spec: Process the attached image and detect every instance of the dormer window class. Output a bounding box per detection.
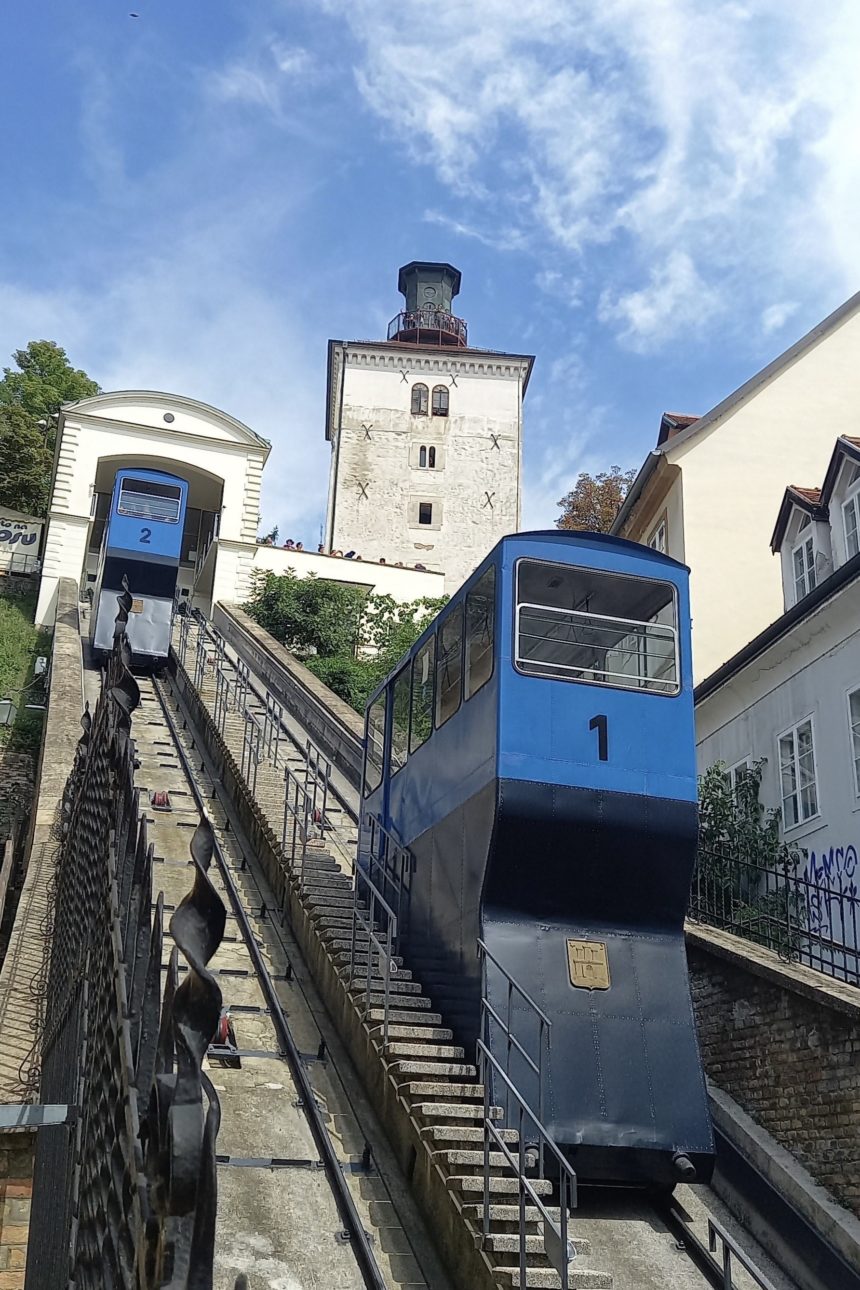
[411,383,429,416]
[843,463,860,559]
[791,516,816,602]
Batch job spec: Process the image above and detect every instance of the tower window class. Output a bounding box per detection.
[419,502,433,525]
[411,383,429,416]
[418,446,437,469]
[432,385,449,417]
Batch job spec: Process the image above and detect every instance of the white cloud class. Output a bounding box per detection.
[761,300,800,334]
[211,40,318,116]
[322,0,860,344]
[598,250,721,351]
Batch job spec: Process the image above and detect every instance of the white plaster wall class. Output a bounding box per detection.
[696,585,860,892]
[251,545,445,602]
[634,307,860,682]
[328,346,528,591]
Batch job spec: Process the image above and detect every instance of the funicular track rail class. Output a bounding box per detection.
[148,674,388,1290]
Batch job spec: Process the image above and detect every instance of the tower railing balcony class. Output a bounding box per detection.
[387,307,468,348]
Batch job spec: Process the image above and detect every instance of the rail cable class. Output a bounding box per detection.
[149,672,390,1290]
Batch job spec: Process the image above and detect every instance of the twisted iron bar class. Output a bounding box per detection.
[25,586,233,1289]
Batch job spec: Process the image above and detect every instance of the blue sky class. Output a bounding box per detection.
[2,1,859,539]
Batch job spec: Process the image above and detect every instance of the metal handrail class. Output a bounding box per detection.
[349,865,399,1048]
[707,1216,780,1290]
[364,813,412,943]
[477,1040,577,1289]
[478,937,552,1167]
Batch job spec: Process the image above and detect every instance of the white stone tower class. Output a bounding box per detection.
[323,262,533,590]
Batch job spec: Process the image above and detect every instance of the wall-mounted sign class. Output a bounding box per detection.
[0,511,43,570]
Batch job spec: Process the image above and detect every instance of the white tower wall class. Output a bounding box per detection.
[325,343,531,591]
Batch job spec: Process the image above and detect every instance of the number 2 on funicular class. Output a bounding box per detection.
[139,527,152,545]
[589,714,608,761]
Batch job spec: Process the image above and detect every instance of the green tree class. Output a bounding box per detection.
[0,341,100,515]
[244,571,446,712]
[556,465,636,533]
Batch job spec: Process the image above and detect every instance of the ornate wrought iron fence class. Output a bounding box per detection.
[690,844,860,986]
[26,586,231,1289]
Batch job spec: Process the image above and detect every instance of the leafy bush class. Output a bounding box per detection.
[244,571,447,713]
[695,761,804,952]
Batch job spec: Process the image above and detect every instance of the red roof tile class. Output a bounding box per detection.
[788,486,822,505]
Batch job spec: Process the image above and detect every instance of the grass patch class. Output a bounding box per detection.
[0,588,50,759]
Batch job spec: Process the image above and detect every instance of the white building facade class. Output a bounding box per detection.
[324,262,533,591]
[35,391,270,626]
[696,436,860,916]
[613,292,860,682]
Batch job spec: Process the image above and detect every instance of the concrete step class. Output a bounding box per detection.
[385,1043,465,1060]
[479,1234,590,1257]
[412,1102,502,1121]
[364,994,434,1011]
[447,1175,552,1197]
[349,978,423,995]
[389,1061,478,1080]
[461,1204,564,1226]
[365,1008,441,1026]
[372,1025,452,1042]
[422,1125,519,1145]
[436,1149,515,1169]
[496,1269,611,1289]
[403,1082,484,1101]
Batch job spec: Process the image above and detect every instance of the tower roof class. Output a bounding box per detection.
[398,261,461,298]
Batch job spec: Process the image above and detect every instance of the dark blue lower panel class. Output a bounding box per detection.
[395,776,713,1186]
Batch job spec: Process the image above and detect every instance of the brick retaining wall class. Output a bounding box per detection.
[687,924,860,1216]
[0,1133,34,1288]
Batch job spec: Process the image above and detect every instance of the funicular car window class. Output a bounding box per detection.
[118,477,182,522]
[363,693,386,796]
[410,636,435,753]
[515,559,679,694]
[465,566,495,699]
[436,604,464,727]
[390,667,410,775]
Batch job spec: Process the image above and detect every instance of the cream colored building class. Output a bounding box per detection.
[324,262,533,590]
[612,291,860,682]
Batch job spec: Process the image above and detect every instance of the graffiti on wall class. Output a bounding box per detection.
[802,843,858,939]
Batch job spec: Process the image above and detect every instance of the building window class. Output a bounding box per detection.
[791,527,816,603]
[465,566,495,699]
[515,559,679,694]
[418,502,433,525]
[410,636,435,753]
[849,688,860,797]
[411,383,429,416]
[390,667,411,776]
[418,445,437,470]
[648,518,667,553]
[778,718,819,828]
[363,693,386,797]
[436,603,464,727]
[844,490,860,560]
[432,385,449,417]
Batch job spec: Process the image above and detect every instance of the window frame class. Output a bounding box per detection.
[418,502,433,526]
[465,565,496,701]
[847,685,860,799]
[431,384,449,417]
[409,635,436,754]
[843,487,860,561]
[777,714,820,831]
[389,666,411,778]
[117,477,183,523]
[435,601,465,729]
[512,558,681,697]
[791,531,816,602]
[411,383,429,416]
[362,692,387,798]
[647,515,667,554]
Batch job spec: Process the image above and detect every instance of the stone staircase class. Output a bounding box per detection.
[173,620,612,1290]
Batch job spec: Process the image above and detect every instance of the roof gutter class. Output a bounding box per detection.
[694,550,860,705]
[611,451,660,535]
